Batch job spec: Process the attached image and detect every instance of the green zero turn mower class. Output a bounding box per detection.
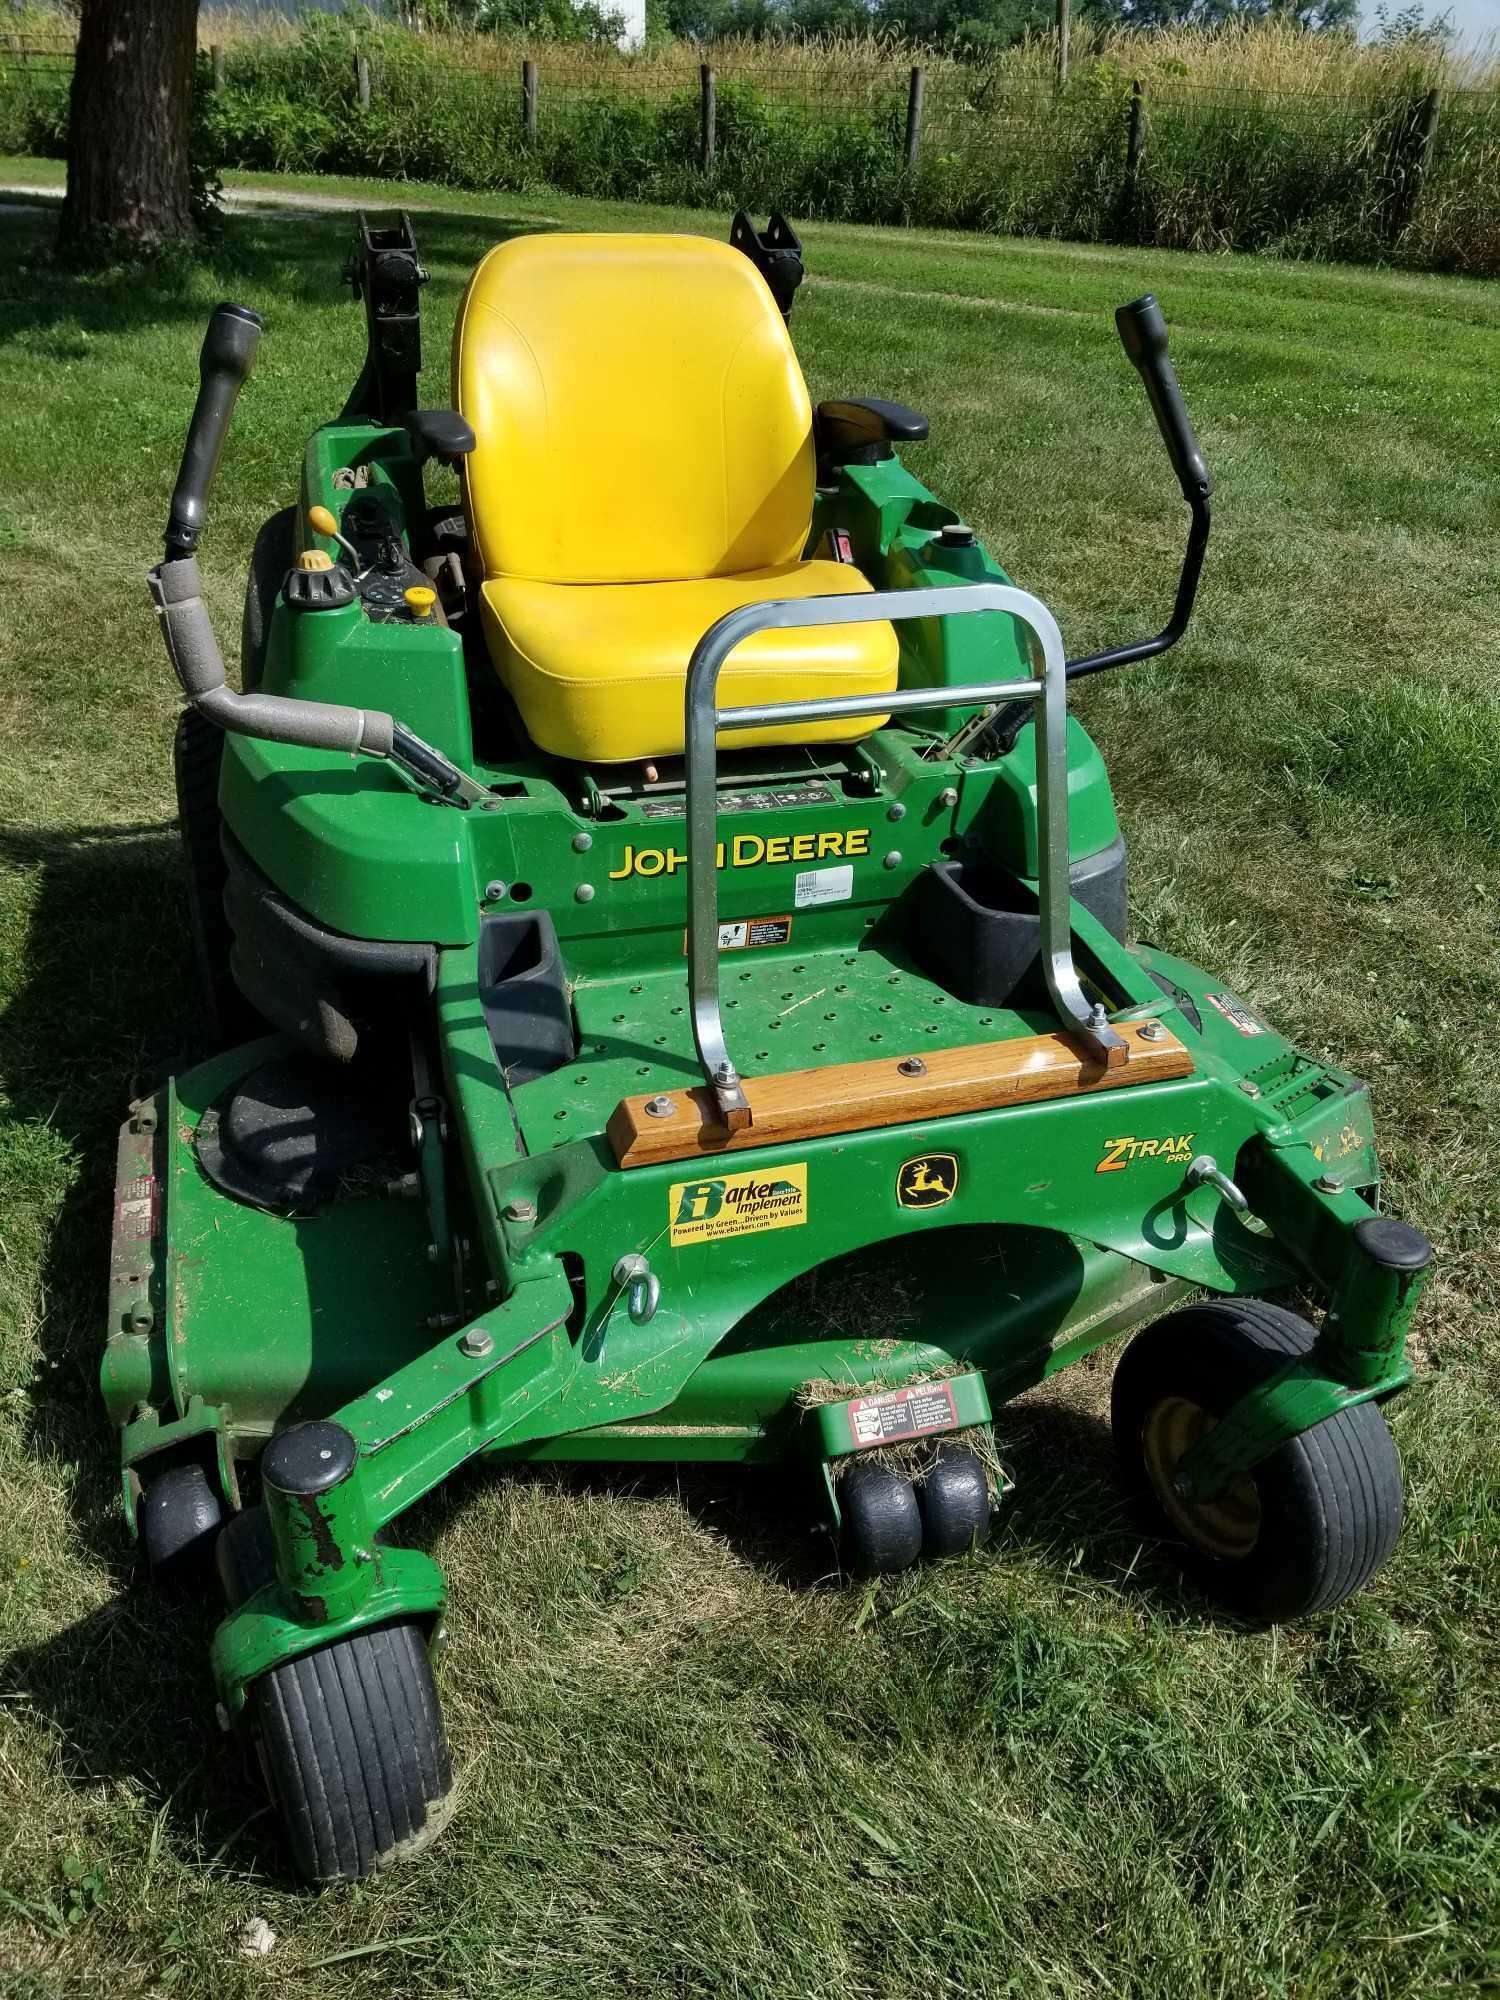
[110,212,1432,1883]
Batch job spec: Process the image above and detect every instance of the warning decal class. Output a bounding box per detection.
[847,1381,959,1450]
[1205,991,1267,1036]
[115,1176,158,1243]
[669,1163,808,1246]
[694,915,793,953]
[641,783,837,821]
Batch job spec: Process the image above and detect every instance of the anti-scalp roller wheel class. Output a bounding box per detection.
[840,1460,923,1576]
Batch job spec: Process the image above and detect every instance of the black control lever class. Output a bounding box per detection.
[1064,293,1212,683]
[164,302,263,560]
[1114,295,1212,505]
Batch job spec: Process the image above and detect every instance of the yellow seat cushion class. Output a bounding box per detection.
[453,231,899,763]
[454,233,817,586]
[481,561,898,765]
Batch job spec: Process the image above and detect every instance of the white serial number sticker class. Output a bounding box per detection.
[794,864,853,909]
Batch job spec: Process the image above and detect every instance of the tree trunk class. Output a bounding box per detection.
[58,0,202,262]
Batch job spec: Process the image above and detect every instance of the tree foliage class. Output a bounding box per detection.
[658,0,1359,42]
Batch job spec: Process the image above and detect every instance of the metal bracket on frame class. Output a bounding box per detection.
[682,582,1128,1128]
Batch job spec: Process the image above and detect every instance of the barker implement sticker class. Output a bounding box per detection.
[896,1153,958,1209]
[847,1381,959,1449]
[669,1164,808,1246]
[794,864,853,909]
[1205,991,1267,1036]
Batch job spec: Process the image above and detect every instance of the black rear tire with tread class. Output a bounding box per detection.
[253,1620,453,1884]
[240,505,297,693]
[1111,1299,1404,1624]
[174,708,261,1042]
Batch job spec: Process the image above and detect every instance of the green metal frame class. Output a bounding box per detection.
[108,419,1430,1716]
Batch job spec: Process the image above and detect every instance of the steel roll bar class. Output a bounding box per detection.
[683,583,1127,1128]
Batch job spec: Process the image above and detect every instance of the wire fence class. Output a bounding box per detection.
[4,31,1498,275]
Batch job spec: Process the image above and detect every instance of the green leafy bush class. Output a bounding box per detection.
[5,8,1496,273]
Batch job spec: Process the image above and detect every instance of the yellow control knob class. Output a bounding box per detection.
[307,505,340,538]
[404,585,438,621]
[296,548,334,572]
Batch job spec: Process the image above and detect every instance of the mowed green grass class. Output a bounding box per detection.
[1,160,1497,1998]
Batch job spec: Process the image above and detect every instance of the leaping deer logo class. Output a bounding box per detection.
[897,1154,958,1208]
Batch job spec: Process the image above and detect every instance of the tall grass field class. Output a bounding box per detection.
[3,9,1500,270]
[0,162,1497,1995]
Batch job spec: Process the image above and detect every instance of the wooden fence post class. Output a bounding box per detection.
[700,63,716,175]
[1411,85,1440,199]
[211,42,225,90]
[1388,85,1439,238]
[1056,0,1069,91]
[1124,78,1145,205]
[522,58,538,146]
[355,49,371,109]
[905,65,924,169]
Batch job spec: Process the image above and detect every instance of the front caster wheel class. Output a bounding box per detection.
[139,1463,223,1587]
[840,1459,922,1576]
[252,1621,454,1884]
[917,1446,992,1556]
[1111,1299,1404,1625]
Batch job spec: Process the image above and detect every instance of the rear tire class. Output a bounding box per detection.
[1111,1300,1404,1624]
[253,1621,454,1884]
[174,708,259,1042]
[240,505,297,692]
[139,1463,223,1587]
[840,1460,923,1576]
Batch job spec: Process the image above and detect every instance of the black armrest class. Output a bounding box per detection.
[405,409,476,468]
[815,398,929,467]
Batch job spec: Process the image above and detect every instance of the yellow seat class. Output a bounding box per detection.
[453,232,897,764]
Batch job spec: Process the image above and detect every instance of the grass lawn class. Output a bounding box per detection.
[1,160,1497,1998]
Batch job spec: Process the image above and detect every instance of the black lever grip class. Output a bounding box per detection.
[165,302,263,559]
[1114,295,1212,504]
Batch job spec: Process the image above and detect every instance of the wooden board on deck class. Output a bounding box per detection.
[607,1020,1193,1168]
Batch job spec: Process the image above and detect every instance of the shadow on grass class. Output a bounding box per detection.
[0,190,558,350]
[0,818,280,1871]
[1,1592,275,1877]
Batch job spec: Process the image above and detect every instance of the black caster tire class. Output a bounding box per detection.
[840,1459,923,1576]
[253,1620,454,1884]
[139,1462,224,1587]
[1111,1299,1404,1625]
[917,1446,992,1556]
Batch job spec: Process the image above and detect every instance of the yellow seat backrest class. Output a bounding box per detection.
[453,233,815,587]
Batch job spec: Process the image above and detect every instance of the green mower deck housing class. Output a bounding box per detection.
[108,211,1432,1882]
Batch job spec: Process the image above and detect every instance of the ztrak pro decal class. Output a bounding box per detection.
[1096,1133,1195,1173]
[897,1153,958,1209]
[609,827,870,880]
[669,1164,808,1246]
[846,1381,959,1449]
